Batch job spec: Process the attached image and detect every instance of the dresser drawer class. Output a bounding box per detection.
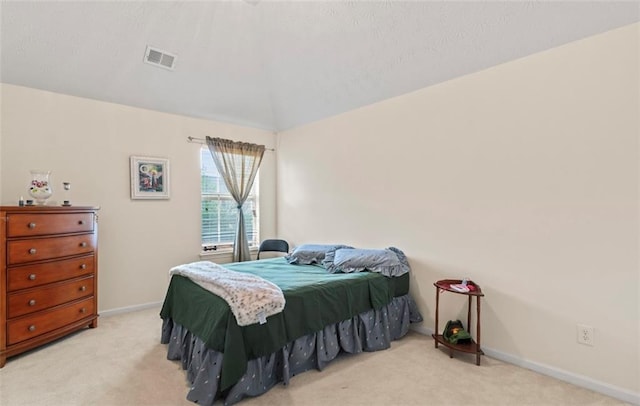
[8,276,94,318]
[7,255,95,291]
[7,297,95,345]
[7,234,96,265]
[7,213,94,237]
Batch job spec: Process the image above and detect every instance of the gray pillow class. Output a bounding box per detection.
[323,247,410,277]
[285,244,353,265]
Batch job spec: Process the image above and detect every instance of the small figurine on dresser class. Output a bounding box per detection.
[62,182,72,206]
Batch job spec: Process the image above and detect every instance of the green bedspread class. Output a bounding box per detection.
[160,257,410,391]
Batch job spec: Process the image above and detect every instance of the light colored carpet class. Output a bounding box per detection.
[0,307,625,406]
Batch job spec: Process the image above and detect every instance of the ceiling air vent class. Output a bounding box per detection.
[143,46,177,70]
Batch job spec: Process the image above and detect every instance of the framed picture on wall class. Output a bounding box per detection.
[130,156,170,199]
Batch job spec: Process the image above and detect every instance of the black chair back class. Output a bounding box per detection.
[257,239,289,259]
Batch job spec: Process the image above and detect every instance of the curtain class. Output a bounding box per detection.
[206,136,265,262]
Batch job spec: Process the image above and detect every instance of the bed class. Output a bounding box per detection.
[160,252,423,405]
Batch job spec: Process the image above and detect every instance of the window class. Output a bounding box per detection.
[200,148,259,251]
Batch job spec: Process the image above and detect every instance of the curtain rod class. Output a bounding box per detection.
[187,136,275,152]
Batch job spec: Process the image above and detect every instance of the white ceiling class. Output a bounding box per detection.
[1,1,639,131]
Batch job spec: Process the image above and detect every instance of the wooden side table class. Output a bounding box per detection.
[433,279,484,365]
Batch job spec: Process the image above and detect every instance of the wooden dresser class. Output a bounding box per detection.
[0,205,99,367]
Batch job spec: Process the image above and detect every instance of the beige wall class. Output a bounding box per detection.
[277,23,639,395]
[0,84,277,312]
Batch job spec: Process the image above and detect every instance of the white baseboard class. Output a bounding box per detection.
[410,324,433,336]
[99,301,163,318]
[409,325,639,405]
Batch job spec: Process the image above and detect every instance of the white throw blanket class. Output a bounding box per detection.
[169,261,285,326]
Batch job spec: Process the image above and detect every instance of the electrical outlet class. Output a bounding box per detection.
[577,324,594,346]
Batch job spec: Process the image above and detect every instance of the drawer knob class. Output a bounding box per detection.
[28,299,36,306]
[28,222,36,229]
[80,307,86,314]
[80,264,87,270]
[28,274,36,280]
[80,286,86,292]
[28,325,36,332]
[80,242,87,248]
[78,220,85,225]
[28,248,37,255]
